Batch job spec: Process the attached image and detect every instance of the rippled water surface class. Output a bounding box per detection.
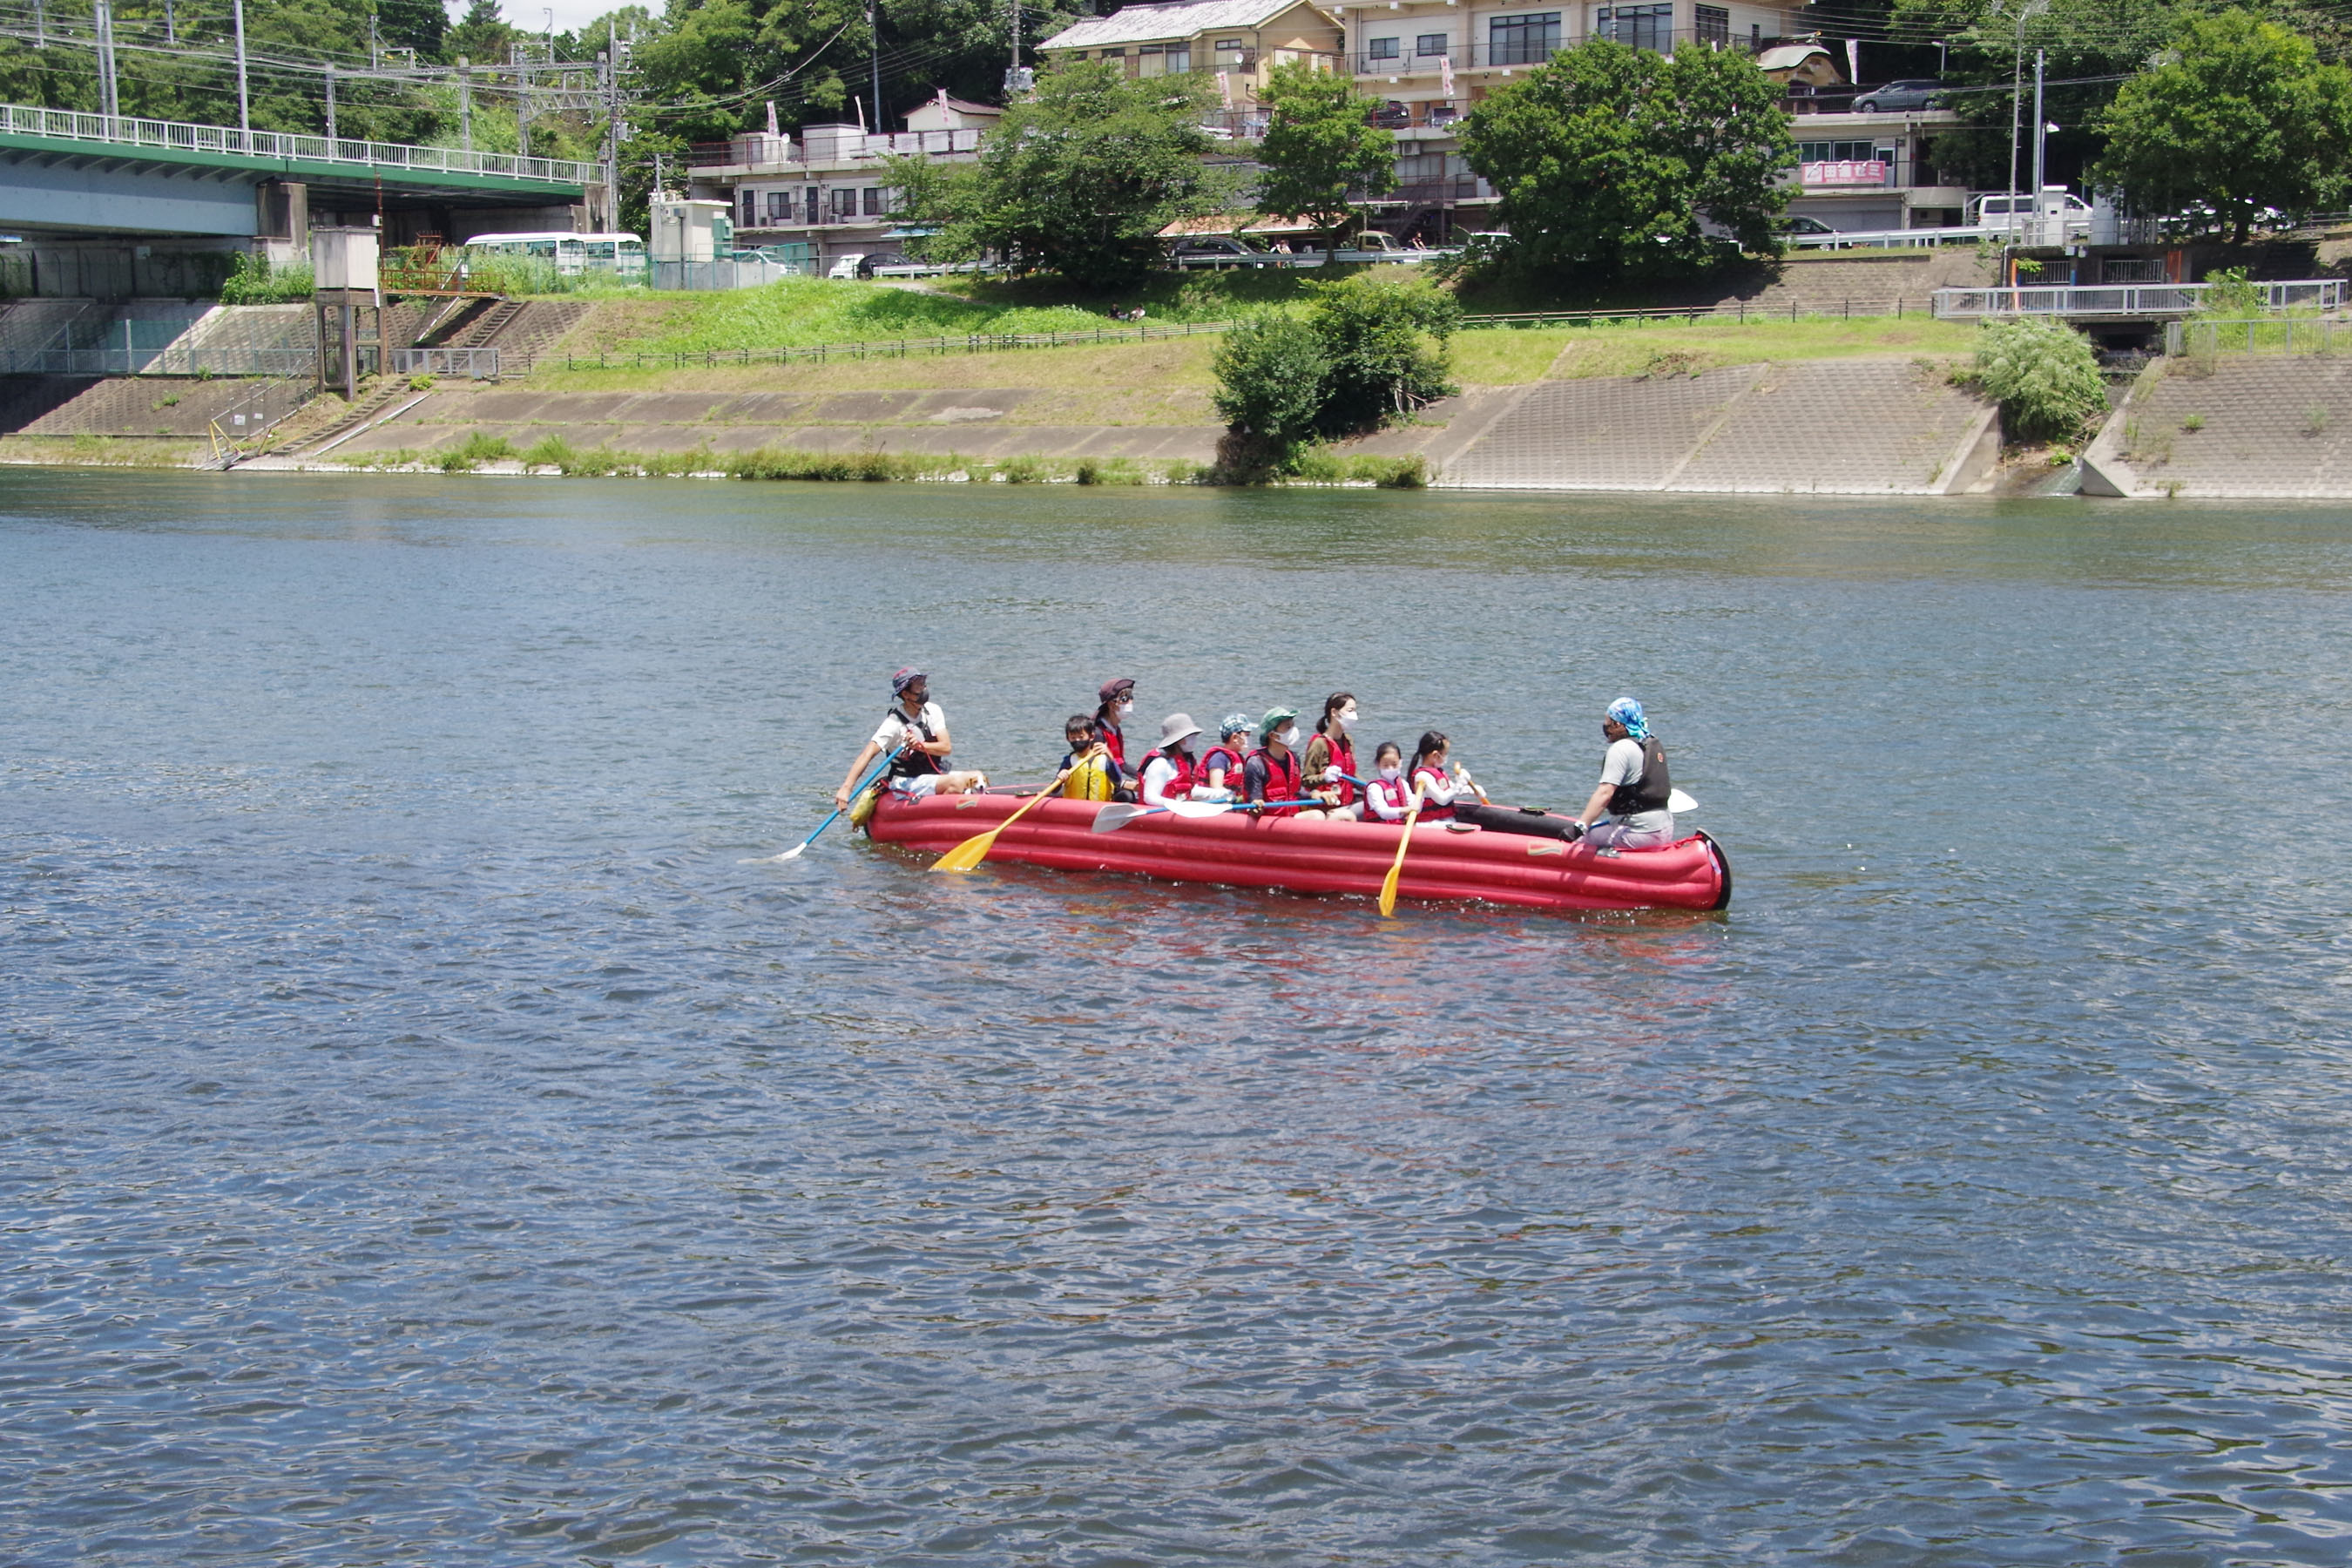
[5,470,2351,1566]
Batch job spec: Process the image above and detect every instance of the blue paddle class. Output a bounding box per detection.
[1091,799,1323,833]
[750,740,910,863]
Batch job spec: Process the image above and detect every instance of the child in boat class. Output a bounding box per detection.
[1301,692,1362,820]
[1136,714,1210,808]
[1243,706,1305,816]
[1055,713,1125,801]
[1362,741,1414,824]
[1196,714,1251,799]
[1409,730,1469,821]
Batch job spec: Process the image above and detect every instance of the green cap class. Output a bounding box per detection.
[1261,706,1299,733]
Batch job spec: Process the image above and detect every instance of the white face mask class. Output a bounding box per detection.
[1118,700,1135,720]
[1335,709,1358,730]
[1181,736,1202,756]
[1275,725,1301,748]
[1378,763,1402,781]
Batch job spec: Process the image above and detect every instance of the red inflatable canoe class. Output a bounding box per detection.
[867,793,1731,915]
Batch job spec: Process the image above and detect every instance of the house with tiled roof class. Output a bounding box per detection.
[1038,0,1346,132]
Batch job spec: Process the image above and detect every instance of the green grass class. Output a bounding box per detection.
[1534,314,1977,380]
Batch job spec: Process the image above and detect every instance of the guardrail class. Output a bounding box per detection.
[1788,225,1986,250]
[391,346,501,379]
[0,101,603,187]
[1935,280,2347,319]
[2166,317,2352,355]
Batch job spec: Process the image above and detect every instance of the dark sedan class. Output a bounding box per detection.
[1852,79,1949,112]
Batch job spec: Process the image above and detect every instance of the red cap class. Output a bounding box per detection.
[1098,677,1135,703]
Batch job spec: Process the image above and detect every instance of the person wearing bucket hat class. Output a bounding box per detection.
[833,667,987,815]
[1137,713,1219,808]
[1242,706,1308,817]
[1569,696,1675,849]
[1196,713,1253,801]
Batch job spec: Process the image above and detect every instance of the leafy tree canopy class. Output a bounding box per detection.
[886,61,1239,290]
[1253,61,1396,252]
[2093,9,2352,240]
[1457,37,1793,280]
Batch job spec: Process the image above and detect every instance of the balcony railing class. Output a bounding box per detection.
[688,127,983,170]
[0,101,602,186]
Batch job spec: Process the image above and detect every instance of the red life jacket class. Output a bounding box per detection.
[1137,747,1195,805]
[1197,743,1243,793]
[1367,774,1413,821]
[1309,730,1359,806]
[1096,715,1128,772]
[1410,764,1455,821]
[1247,745,1302,816]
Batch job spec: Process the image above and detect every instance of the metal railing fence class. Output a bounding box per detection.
[390,347,502,379]
[1935,280,2347,319]
[2166,317,2352,356]
[0,101,603,187]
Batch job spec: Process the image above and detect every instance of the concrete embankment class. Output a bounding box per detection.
[228,356,1999,496]
[2081,356,2352,498]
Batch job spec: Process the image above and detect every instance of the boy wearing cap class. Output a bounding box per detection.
[1242,706,1307,817]
[1196,714,1253,801]
[833,668,986,810]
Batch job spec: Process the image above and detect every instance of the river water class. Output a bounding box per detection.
[3,470,2349,1566]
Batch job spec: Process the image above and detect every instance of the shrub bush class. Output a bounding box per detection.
[219,253,314,304]
[1971,318,2107,443]
[1211,314,1331,449]
[436,432,515,472]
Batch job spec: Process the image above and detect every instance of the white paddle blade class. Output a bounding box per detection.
[1090,804,1154,834]
[1668,788,1698,814]
[1164,798,1235,819]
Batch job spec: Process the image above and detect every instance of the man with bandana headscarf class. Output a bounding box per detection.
[1569,696,1675,849]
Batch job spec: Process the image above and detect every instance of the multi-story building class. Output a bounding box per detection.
[1037,0,1347,133]
[685,91,1003,271]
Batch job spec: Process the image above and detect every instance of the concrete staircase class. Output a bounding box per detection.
[1654,248,1992,318]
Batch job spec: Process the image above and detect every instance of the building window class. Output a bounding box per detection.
[1166,44,1191,71]
[1799,140,1889,163]
[767,190,788,223]
[740,191,757,228]
[1596,4,1673,53]
[830,187,857,219]
[1213,37,1241,48]
[1487,13,1559,65]
[1367,36,1399,60]
[1416,32,1448,56]
[1695,5,1728,46]
[806,186,821,224]
[862,186,883,215]
[1751,22,1761,50]
[1098,46,1124,57]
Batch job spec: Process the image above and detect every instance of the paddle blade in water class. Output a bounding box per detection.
[1668,788,1698,813]
[931,830,998,873]
[1378,811,1422,917]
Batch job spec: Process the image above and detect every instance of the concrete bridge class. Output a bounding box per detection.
[0,103,609,295]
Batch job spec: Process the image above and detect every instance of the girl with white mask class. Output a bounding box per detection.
[1302,691,1362,820]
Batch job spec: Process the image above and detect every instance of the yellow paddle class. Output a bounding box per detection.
[931,786,1056,873]
[1377,792,1426,918]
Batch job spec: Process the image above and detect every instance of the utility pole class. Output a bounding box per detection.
[164,0,173,43]
[233,0,251,140]
[514,43,530,159]
[31,0,42,51]
[604,22,622,230]
[2030,48,2046,247]
[458,58,472,152]
[325,63,336,141]
[868,0,883,139]
[369,14,379,71]
[94,0,118,119]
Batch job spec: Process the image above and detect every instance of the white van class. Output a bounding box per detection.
[1972,190,2092,239]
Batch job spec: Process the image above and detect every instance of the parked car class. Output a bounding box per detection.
[1851,79,1949,112]
[1365,101,1411,130]
[1774,214,1838,236]
[852,252,910,278]
[1972,191,2094,239]
[826,253,868,280]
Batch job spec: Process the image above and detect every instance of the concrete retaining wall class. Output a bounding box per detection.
[2082,356,2352,498]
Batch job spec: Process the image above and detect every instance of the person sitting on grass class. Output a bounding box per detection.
[1055,713,1124,801]
[834,668,986,812]
[1362,741,1414,825]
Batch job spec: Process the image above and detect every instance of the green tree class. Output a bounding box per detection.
[1212,314,1332,448]
[1254,61,1396,253]
[447,0,516,68]
[2095,10,2352,243]
[1307,270,1459,431]
[885,60,1237,289]
[1457,37,1792,280]
[376,0,449,57]
[1971,317,2105,441]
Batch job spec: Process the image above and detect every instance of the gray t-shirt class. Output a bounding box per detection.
[1598,736,1673,835]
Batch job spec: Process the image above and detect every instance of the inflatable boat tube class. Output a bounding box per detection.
[868,793,1730,915]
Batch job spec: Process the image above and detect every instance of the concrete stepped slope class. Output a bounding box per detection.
[0,299,98,352]
[1431,359,1997,493]
[9,375,308,438]
[2082,357,2352,497]
[474,300,591,371]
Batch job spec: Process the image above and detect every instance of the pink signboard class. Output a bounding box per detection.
[1801,159,1889,187]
